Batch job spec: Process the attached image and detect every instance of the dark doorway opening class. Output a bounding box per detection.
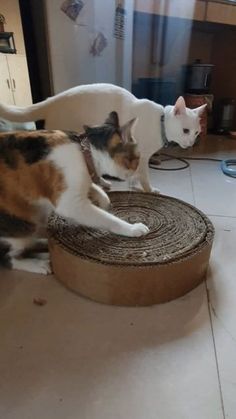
[18,0,52,104]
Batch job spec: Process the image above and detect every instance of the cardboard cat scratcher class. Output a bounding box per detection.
[48,192,214,306]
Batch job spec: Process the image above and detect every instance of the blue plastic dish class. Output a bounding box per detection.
[221,159,236,178]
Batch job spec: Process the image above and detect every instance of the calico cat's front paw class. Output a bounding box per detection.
[128,222,150,237]
[32,259,52,275]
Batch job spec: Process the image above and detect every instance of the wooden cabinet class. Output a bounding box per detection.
[167,0,205,21]
[6,55,32,106]
[135,0,236,26]
[0,54,14,105]
[0,53,32,106]
[207,2,236,25]
[135,0,165,16]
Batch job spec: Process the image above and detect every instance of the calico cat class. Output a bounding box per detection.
[0,111,149,275]
[0,83,206,192]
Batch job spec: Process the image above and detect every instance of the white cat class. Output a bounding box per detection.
[0,83,206,192]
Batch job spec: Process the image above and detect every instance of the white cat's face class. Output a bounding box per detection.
[165,97,206,149]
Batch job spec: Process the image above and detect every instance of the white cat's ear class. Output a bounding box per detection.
[121,117,138,143]
[174,96,186,116]
[105,111,119,127]
[194,104,207,117]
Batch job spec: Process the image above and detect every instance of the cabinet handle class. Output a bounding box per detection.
[6,79,10,89]
[12,79,16,89]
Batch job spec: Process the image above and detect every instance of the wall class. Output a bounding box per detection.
[211,26,236,127]
[0,0,26,54]
[133,12,214,82]
[45,0,134,94]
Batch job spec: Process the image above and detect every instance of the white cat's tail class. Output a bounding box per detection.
[0,100,49,122]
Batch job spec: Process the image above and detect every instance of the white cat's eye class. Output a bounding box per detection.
[183,128,190,134]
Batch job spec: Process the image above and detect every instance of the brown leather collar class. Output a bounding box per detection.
[75,133,101,185]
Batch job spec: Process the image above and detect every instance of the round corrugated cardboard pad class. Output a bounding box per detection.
[48,192,214,306]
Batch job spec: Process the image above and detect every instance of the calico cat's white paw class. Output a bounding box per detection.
[128,222,150,237]
[32,259,52,275]
[12,258,52,275]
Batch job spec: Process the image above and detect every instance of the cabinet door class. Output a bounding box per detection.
[0,53,14,105]
[168,0,205,21]
[6,55,32,106]
[207,2,236,25]
[135,0,205,21]
[135,0,166,15]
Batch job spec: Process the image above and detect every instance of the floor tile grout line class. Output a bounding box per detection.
[189,165,197,206]
[205,281,226,419]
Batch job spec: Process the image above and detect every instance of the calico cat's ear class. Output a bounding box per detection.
[121,117,138,143]
[105,111,119,127]
[174,96,186,116]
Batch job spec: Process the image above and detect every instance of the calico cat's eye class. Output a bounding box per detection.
[183,128,190,134]
[195,131,199,136]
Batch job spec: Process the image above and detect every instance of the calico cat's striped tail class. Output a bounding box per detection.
[0,100,48,122]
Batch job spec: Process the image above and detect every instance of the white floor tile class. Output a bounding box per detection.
[149,166,194,204]
[190,161,236,217]
[2,137,235,419]
[0,272,222,419]
[111,165,194,205]
[207,216,236,419]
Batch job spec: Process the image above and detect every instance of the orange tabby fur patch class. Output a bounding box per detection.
[0,131,68,222]
[0,158,65,221]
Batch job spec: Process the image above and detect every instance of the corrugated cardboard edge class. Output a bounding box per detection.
[49,237,213,306]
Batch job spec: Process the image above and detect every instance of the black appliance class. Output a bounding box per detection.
[215,98,236,134]
[184,59,214,94]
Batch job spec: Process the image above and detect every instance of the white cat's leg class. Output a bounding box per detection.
[57,194,149,237]
[138,157,160,194]
[89,183,111,210]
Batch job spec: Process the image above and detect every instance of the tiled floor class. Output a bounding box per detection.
[0,136,236,419]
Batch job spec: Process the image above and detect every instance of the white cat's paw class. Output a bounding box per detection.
[151,187,160,194]
[129,222,150,237]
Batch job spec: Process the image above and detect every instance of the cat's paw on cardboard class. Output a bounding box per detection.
[129,223,150,237]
